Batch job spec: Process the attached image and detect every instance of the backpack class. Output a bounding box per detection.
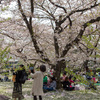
[19,70,28,84]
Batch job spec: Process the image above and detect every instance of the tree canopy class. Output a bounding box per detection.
[0,0,100,88]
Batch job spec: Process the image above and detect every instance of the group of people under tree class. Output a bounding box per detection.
[12,64,47,100]
[61,72,75,91]
[10,64,100,100]
[0,74,11,82]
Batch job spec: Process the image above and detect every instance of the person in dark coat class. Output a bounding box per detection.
[12,65,25,100]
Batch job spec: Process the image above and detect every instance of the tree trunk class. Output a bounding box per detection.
[54,59,66,89]
[83,60,89,68]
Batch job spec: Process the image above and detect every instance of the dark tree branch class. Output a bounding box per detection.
[48,0,67,13]
[78,46,87,55]
[16,41,32,53]
[64,19,75,29]
[29,0,34,27]
[17,0,51,63]
[94,0,98,5]
[89,35,100,55]
[51,1,100,36]
[17,0,31,32]
[37,3,56,20]
[80,42,89,49]
[60,2,100,26]
[78,34,100,57]
[9,52,27,62]
[61,16,100,57]
[28,58,54,66]
[54,4,99,57]
[0,32,15,40]
[68,16,72,29]
[84,28,100,36]
[54,35,59,58]
[28,58,45,63]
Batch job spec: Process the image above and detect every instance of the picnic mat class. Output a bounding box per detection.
[94,83,100,86]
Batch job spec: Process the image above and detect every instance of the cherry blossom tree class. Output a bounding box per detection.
[0,0,100,88]
[16,0,100,88]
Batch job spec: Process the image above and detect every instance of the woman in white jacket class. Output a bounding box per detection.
[30,65,46,100]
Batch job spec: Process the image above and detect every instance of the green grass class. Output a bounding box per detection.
[0,81,100,100]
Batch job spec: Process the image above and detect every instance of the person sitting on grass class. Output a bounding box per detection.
[88,75,97,90]
[61,71,67,82]
[97,72,100,83]
[91,75,97,83]
[69,75,75,84]
[4,74,8,82]
[43,74,48,85]
[62,77,75,91]
[0,77,3,82]
[43,76,56,91]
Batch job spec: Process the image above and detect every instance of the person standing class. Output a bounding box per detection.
[12,65,26,100]
[30,65,46,100]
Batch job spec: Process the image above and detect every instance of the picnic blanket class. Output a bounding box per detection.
[94,83,100,86]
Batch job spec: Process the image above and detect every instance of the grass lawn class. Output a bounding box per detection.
[0,80,100,100]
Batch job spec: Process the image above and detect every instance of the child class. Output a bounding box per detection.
[30,65,46,100]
